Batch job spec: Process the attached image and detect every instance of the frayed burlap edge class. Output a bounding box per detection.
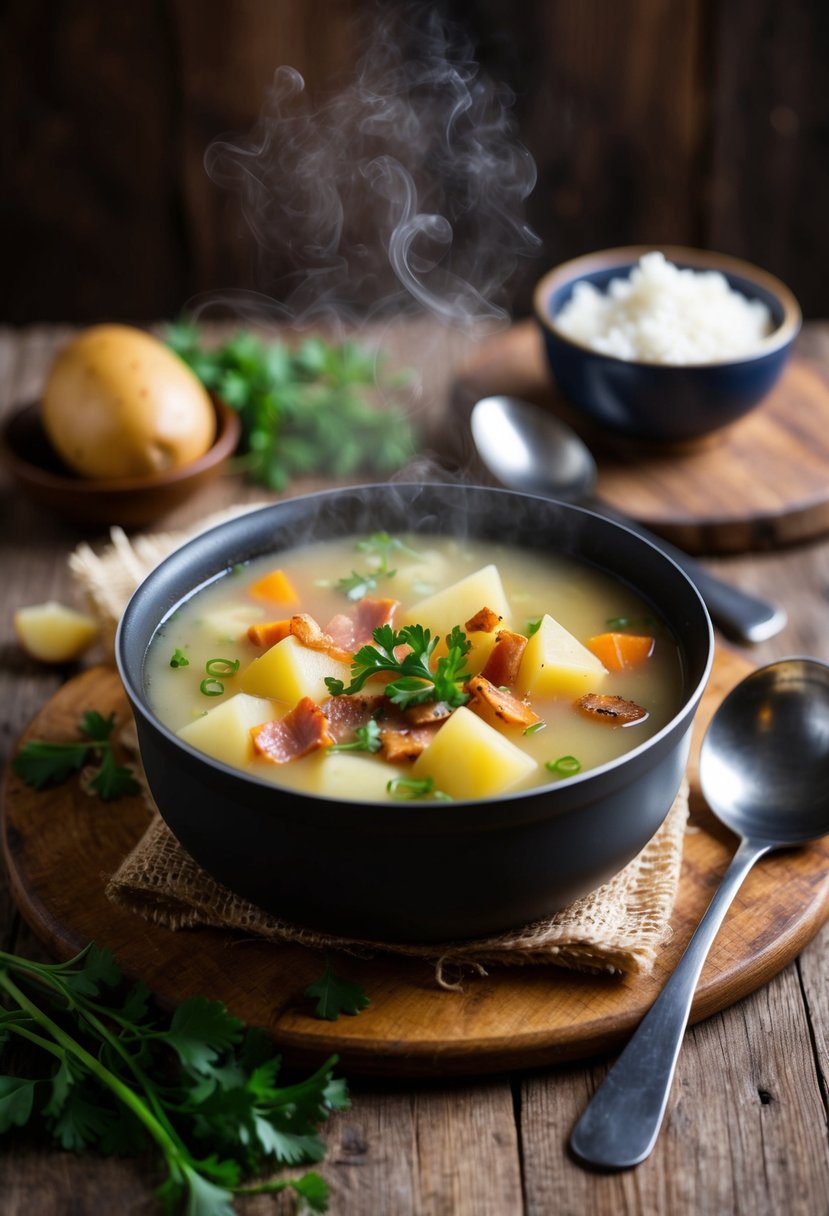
[68,503,270,654]
[105,779,689,986]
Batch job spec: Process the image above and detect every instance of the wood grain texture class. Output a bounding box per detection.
[3,1,829,323]
[453,320,829,553]
[520,964,829,1216]
[4,653,829,1079]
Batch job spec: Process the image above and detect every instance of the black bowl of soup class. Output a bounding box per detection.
[116,483,714,942]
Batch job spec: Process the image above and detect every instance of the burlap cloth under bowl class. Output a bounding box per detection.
[70,509,690,984]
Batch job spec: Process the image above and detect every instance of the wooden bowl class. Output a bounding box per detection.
[0,396,240,529]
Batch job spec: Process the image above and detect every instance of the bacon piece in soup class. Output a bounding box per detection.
[466,675,540,729]
[252,697,334,764]
[575,693,648,725]
[480,629,529,688]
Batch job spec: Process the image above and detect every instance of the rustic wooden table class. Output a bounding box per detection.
[2,322,828,1215]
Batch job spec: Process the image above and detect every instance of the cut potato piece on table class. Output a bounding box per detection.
[177,694,282,768]
[405,565,510,636]
[239,634,352,704]
[14,601,98,663]
[412,705,537,800]
[517,613,607,698]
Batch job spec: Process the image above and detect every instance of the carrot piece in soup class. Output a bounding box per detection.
[251,697,334,763]
[248,568,299,605]
[247,619,293,647]
[586,632,655,672]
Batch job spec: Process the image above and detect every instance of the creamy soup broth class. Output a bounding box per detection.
[146,533,685,801]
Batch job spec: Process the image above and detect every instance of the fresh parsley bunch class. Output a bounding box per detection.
[325,623,472,709]
[166,323,416,491]
[0,944,347,1215]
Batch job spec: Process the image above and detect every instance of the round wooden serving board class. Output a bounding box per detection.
[452,321,829,555]
[4,657,829,1078]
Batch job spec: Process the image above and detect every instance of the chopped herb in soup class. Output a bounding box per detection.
[145,533,685,802]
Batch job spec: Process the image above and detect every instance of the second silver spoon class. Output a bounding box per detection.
[470,395,786,645]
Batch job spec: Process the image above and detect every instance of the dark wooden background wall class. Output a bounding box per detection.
[2,0,826,325]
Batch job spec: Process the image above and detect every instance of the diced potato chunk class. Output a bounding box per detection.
[14,601,98,663]
[178,694,281,768]
[465,630,499,676]
[412,706,537,800]
[200,604,263,644]
[430,628,497,676]
[305,752,400,802]
[517,613,607,699]
[239,634,352,704]
[404,565,510,636]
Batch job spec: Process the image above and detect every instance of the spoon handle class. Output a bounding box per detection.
[570,836,772,1169]
[587,499,786,644]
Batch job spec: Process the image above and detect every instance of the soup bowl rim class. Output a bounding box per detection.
[115,482,715,825]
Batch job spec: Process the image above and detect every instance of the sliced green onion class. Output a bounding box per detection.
[523,721,546,736]
[606,616,631,628]
[386,775,451,801]
[526,617,542,637]
[199,677,225,697]
[205,657,240,677]
[169,648,189,668]
[329,720,383,754]
[546,755,582,776]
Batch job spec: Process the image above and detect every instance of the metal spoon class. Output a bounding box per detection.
[470,395,786,644]
[570,657,829,1169]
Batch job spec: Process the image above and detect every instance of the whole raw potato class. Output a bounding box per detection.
[42,324,216,479]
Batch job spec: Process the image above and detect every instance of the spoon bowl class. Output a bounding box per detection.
[571,657,829,1169]
[471,394,597,501]
[470,395,786,645]
[700,658,829,844]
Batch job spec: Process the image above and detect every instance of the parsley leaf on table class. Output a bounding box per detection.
[304,962,371,1022]
[0,943,348,1214]
[13,712,139,802]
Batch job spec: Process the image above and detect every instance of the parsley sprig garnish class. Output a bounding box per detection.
[165,325,416,492]
[324,624,472,710]
[0,943,346,1214]
[386,775,452,801]
[13,711,140,801]
[335,532,419,601]
[328,719,383,754]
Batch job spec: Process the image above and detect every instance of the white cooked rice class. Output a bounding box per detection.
[553,251,774,364]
